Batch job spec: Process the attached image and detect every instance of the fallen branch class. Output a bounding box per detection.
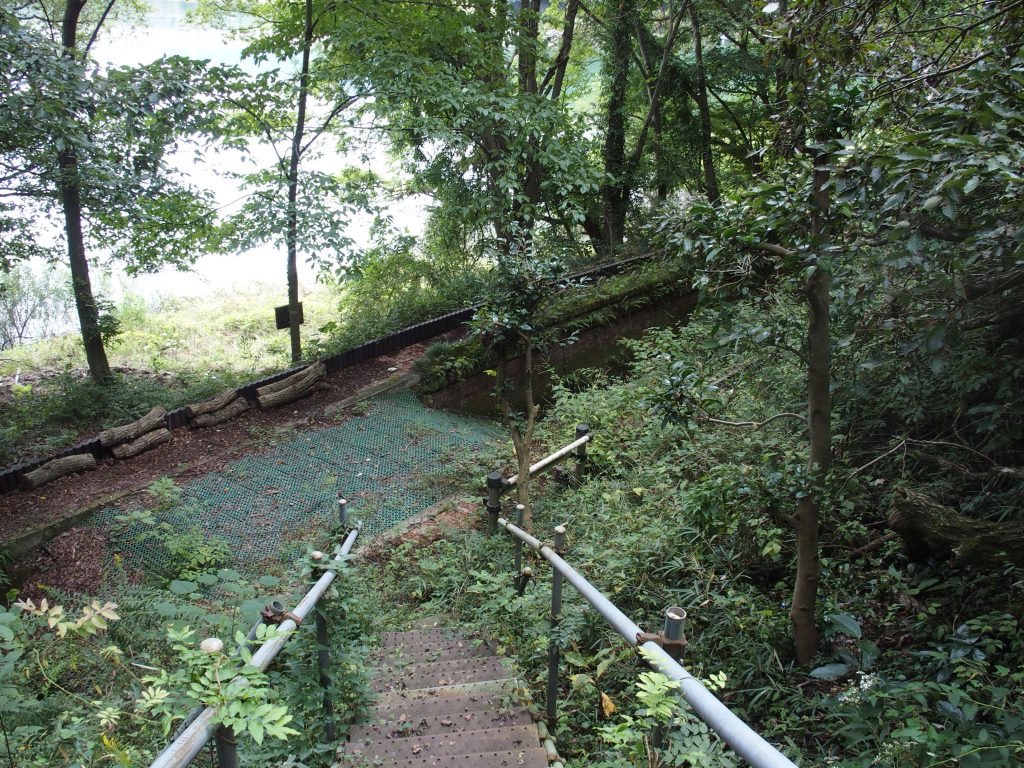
[888,489,1024,567]
[700,412,806,429]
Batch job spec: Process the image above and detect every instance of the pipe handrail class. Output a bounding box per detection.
[504,433,591,488]
[149,525,361,768]
[496,516,797,768]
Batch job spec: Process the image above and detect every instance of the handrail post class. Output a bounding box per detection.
[337,496,348,529]
[547,524,567,732]
[513,503,525,575]
[485,471,503,536]
[514,505,532,596]
[573,424,589,484]
[214,726,238,768]
[310,551,336,743]
[202,637,238,768]
[653,607,687,751]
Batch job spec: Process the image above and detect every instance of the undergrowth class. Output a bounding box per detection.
[350,305,1024,767]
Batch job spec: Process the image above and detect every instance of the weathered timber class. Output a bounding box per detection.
[256,361,325,399]
[888,490,1024,567]
[184,388,238,419]
[190,397,249,429]
[19,454,97,490]
[112,428,172,460]
[98,406,167,447]
[255,361,325,410]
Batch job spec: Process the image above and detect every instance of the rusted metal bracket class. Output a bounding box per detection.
[261,601,302,627]
[636,631,686,659]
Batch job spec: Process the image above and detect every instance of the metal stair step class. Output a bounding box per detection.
[339,746,550,768]
[373,638,494,666]
[343,724,540,760]
[379,629,466,648]
[372,656,510,692]
[371,678,519,709]
[349,706,533,741]
[367,688,516,720]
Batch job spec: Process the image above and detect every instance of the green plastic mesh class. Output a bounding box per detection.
[95,392,501,573]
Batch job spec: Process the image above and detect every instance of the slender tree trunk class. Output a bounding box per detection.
[285,0,313,363]
[790,159,832,665]
[689,4,720,203]
[59,0,111,382]
[495,338,539,530]
[601,0,633,251]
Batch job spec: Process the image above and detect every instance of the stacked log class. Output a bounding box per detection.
[112,428,172,459]
[255,362,326,410]
[19,454,97,490]
[98,406,167,448]
[185,388,250,428]
[191,396,249,429]
[185,388,239,420]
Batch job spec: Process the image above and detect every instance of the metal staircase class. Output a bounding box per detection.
[339,627,550,767]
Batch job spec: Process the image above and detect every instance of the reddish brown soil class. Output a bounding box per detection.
[14,526,112,601]
[0,333,461,549]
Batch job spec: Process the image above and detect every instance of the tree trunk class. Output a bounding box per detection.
[601,0,633,251]
[495,340,539,530]
[59,0,110,382]
[889,490,1024,567]
[790,160,831,665]
[688,4,720,203]
[285,0,314,364]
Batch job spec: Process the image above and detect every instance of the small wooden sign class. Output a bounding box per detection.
[275,302,304,330]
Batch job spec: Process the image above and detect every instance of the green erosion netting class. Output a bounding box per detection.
[95,392,502,574]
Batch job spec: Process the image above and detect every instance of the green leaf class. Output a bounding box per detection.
[923,195,942,211]
[169,580,198,595]
[257,575,280,588]
[809,663,853,679]
[826,613,862,639]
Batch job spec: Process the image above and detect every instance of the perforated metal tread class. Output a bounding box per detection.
[338,628,546,768]
[371,657,510,692]
[374,637,495,666]
[379,628,466,648]
[346,724,540,759]
[341,748,549,768]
